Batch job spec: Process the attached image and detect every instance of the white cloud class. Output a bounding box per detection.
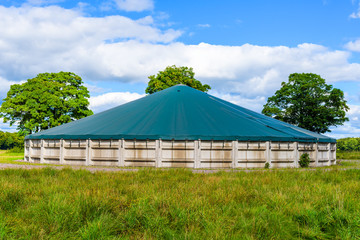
[1,5,359,91]
[115,0,153,12]
[345,39,360,52]
[328,104,360,138]
[210,91,266,112]
[350,3,360,19]
[86,42,360,99]
[197,24,211,28]
[0,118,17,133]
[0,76,19,98]
[0,5,182,81]
[89,92,144,113]
[26,0,64,6]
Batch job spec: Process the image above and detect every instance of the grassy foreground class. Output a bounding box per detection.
[0,168,359,239]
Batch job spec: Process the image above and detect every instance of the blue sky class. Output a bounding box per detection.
[0,0,359,138]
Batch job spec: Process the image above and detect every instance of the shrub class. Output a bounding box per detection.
[264,162,270,169]
[8,147,24,153]
[299,153,310,168]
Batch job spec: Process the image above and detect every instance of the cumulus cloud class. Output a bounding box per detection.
[350,2,360,18]
[0,5,181,81]
[0,118,17,133]
[210,91,266,112]
[345,39,360,52]
[89,42,360,99]
[327,104,360,138]
[0,76,19,98]
[115,0,153,12]
[89,92,144,113]
[1,5,359,91]
[328,123,360,138]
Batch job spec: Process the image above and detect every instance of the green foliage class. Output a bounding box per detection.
[299,153,310,168]
[264,162,270,169]
[262,73,349,133]
[337,137,360,151]
[0,72,93,134]
[0,132,24,150]
[145,65,211,94]
[0,168,359,238]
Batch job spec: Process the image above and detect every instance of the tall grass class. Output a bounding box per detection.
[0,150,24,164]
[0,168,359,239]
[337,151,360,160]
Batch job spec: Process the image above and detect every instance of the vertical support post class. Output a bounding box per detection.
[118,139,125,167]
[29,139,33,163]
[293,142,299,168]
[88,139,92,166]
[232,140,239,168]
[334,143,337,165]
[118,139,121,167]
[327,143,331,166]
[265,141,272,168]
[59,139,64,164]
[40,139,44,163]
[155,139,162,168]
[24,140,27,161]
[315,142,319,167]
[85,139,90,166]
[194,140,201,169]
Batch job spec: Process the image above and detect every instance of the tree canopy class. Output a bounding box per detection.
[262,73,349,134]
[0,131,24,150]
[337,138,360,151]
[145,65,211,94]
[0,72,93,134]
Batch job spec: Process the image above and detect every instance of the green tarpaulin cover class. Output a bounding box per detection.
[25,85,336,143]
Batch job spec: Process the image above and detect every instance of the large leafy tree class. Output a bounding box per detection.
[0,72,93,134]
[262,73,349,133]
[145,65,211,94]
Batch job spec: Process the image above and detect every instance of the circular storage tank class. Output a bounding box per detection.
[24,85,337,168]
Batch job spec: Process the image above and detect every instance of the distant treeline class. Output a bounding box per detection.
[0,131,24,150]
[337,138,360,151]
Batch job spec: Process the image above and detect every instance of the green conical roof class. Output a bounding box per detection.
[26,85,335,142]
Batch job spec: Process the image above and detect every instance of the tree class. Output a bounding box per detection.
[0,131,24,150]
[0,72,93,134]
[337,138,360,151]
[145,65,211,94]
[262,73,349,133]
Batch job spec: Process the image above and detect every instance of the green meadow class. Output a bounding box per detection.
[0,167,359,239]
[0,150,24,164]
[0,149,359,239]
[337,151,360,160]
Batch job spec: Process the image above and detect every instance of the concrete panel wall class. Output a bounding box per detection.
[271,142,295,168]
[237,142,267,168]
[24,139,336,168]
[161,140,195,168]
[201,141,232,168]
[91,140,119,166]
[124,140,156,167]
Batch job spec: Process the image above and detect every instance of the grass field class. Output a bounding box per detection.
[0,168,359,239]
[0,150,24,164]
[337,151,360,160]
[0,149,359,239]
